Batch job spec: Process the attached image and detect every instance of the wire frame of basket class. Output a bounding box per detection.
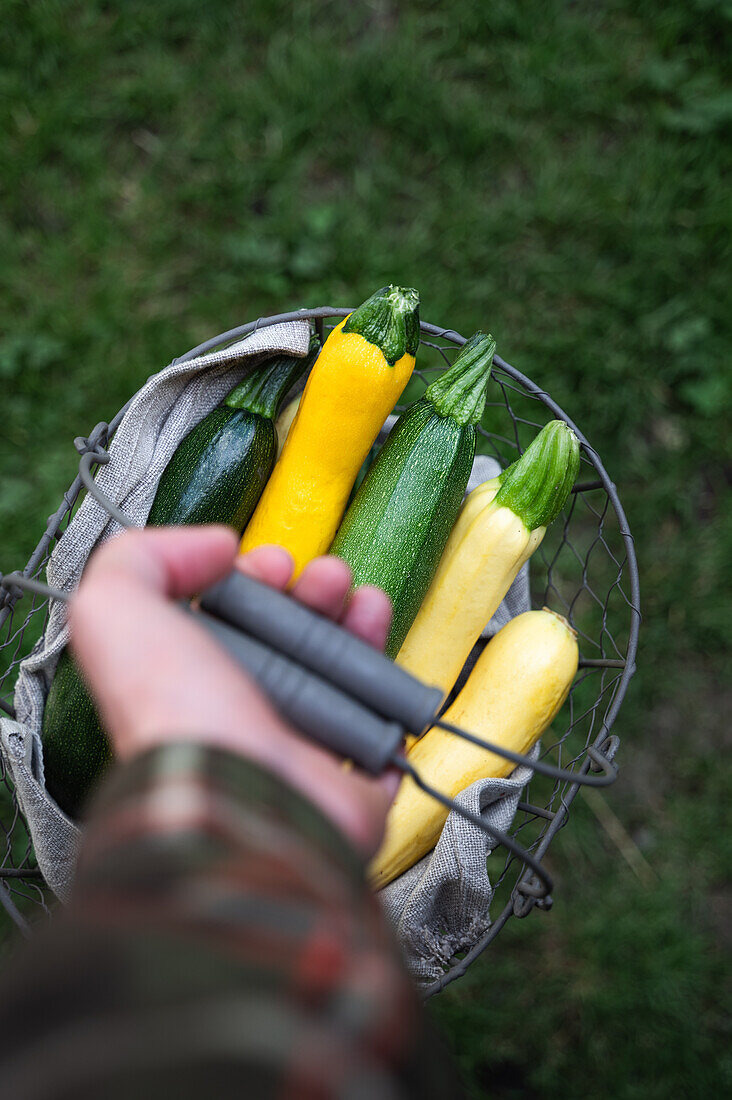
[0,308,640,991]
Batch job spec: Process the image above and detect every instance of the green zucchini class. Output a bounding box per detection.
[41,647,113,820]
[331,331,496,657]
[42,339,318,818]
[148,338,318,526]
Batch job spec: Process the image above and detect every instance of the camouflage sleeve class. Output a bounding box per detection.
[0,743,459,1098]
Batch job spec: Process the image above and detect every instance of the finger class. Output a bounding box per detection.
[378,766,402,802]
[234,544,294,590]
[331,767,396,855]
[341,585,393,650]
[83,525,238,598]
[291,555,353,621]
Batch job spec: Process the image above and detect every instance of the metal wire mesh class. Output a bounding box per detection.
[0,308,639,990]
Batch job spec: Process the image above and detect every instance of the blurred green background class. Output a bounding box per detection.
[1,0,730,1095]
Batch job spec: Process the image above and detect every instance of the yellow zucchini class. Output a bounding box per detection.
[240,285,419,577]
[396,420,579,700]
[370,608,579,888]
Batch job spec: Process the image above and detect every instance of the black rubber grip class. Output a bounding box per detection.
[192,608,404,775]
[199,571,442,737]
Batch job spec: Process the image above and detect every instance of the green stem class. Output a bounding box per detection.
[223,333,320,418]
[425,331,496,425]
[495,420,580,530]
[342,285,420,365]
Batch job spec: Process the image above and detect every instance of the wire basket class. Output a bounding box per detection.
[0,308,640,991]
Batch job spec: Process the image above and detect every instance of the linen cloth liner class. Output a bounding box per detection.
[1,320,312,900]
[1,353,533,986]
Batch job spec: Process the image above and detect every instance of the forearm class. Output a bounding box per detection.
[0,743,455,1096]
[74,742,407,1014]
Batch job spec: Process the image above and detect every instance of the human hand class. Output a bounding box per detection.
[69,526,397,855]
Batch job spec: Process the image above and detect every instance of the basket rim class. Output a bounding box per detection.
[0,306,640,987]
[166,307,641,996]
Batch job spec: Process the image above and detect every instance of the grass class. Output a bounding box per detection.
[1,0,730,1094]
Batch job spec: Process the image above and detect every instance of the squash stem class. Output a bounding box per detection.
[425,331,496,425]
[342,284,420,365]
[495,420,580,530]
[223,334,320,419]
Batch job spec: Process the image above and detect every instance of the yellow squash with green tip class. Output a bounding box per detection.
[396,420,580,703]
